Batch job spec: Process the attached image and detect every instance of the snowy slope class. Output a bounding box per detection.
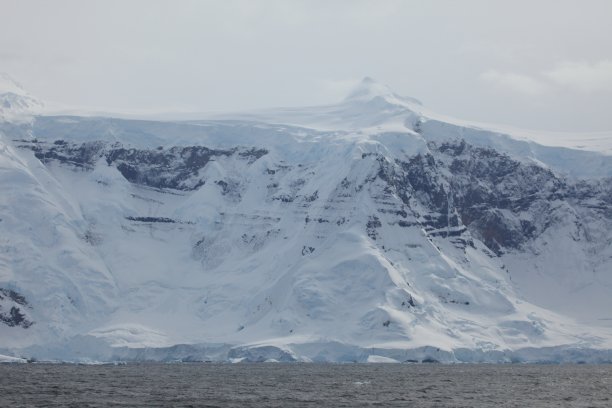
[1,78,612,363]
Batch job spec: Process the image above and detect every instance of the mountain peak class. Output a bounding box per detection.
[344,77,395,102]
[344,77,422,105]
[0,73,43,119]
[0,73,27,96]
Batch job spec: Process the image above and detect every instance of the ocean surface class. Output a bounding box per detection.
[1,363,611,407]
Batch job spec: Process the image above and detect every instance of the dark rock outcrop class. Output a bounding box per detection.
[0,288,33,328]
[19,140,268,191]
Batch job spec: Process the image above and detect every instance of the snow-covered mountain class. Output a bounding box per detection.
[0,74,43,122]
[1,77,612,363]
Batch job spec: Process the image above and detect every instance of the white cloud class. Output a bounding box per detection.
[544,60,612,92]
[480,70,547,95]
[313,78,362,101]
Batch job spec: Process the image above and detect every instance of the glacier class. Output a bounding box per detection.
[1,76,612,363]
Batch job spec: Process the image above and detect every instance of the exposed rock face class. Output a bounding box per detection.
[18,139,268,191]
[16,137,611,259]
[0,288,33,328]
[106,146,233,190]
[362,139,611,256]
[25,139,106,169]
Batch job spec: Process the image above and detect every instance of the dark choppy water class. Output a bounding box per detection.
[1,363,611,407]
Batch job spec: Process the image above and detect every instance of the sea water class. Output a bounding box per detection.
[1,363,611,407]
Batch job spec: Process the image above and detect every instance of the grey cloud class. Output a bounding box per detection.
[544,61,612,93]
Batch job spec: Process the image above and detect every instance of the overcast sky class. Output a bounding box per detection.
[2,0,612,131]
